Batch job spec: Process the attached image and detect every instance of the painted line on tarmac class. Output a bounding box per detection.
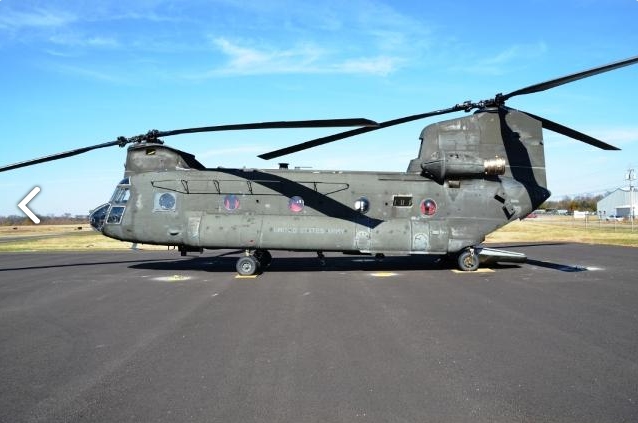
[153,275,193,282]
[451,268,495,274]
[370,272,399,277]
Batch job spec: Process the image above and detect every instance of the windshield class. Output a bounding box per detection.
[110,187,130,204]
[89,203,110,231]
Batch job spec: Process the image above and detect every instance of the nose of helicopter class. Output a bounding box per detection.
[89,203,110,232]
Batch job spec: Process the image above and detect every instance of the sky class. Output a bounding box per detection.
[0,0,637,217]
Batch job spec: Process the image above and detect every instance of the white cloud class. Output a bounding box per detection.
[455,43,548,76]
[590,127,638,146]
[0,8,76,30]
[200,37,401,77]
[46,63,128,84]
[211,37,325,74]
[547,126,638,150]
[337,56,398,76]
[48,34,120,48]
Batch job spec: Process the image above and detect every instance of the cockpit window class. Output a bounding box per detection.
[89,204,110,231]
[110,187,130,204]
[107,206,125,224]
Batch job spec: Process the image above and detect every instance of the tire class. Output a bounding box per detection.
[236,256,259,276]
[457,249,480,271]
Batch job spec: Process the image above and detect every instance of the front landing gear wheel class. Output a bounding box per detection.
[457,248,480,271]
[236,256,260,276]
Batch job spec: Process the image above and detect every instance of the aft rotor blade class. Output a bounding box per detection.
[258,106,462,160]
[502,55,638,101]
[524,111,620,150]
[0,139,124,173]
[157,118,379,137]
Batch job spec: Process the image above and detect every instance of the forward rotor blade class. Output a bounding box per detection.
[523,111,620,150]
[157,118,378,137]
[258,106,462,160]
[0,139,124,173]
[502,55,638,101]
[0,118,378,172]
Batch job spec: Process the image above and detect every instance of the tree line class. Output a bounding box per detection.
[539,194,605,213]
[0,214,88,226]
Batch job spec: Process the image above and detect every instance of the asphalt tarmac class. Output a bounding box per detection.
[1,243,637,422]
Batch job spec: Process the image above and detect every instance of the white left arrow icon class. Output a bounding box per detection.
[19,187,41,224]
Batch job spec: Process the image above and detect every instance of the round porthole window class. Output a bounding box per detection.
[159,193,176,210]
[224,194,240,211]
[420,199,437,216]
[288,196,304,213]
[354,197,370,214]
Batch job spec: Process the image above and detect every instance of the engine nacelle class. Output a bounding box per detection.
[420,150,505,181]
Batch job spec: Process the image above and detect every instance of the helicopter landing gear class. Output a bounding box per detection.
[457,247,480,271]
[235,249,273,276]
[236,255,259,276]
[317,251,326,266]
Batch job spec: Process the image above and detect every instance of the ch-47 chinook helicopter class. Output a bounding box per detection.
[2,56,637,274]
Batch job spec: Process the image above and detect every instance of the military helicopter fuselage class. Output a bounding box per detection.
[5,55,636,274]
[90,109,549,273]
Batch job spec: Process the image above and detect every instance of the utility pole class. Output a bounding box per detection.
[627,168,635,231]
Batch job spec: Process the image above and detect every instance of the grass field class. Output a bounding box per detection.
[485,217,638,247]
[0,225,163,251]
[0,216,636,252]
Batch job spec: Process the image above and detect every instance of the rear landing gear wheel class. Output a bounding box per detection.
[457,248,480,271]
[236,255,260,276]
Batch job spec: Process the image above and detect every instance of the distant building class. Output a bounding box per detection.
[596,188,637,218]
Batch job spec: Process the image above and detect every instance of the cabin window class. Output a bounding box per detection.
[392,195,413,207]
[354,197,370,214]
[288,196,304,213]
[154,192,177,211]
[420,199,437,216]
[223,194,240,211]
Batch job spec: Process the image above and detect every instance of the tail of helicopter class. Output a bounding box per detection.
[412,107,551,213]
[402,108,551,265]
